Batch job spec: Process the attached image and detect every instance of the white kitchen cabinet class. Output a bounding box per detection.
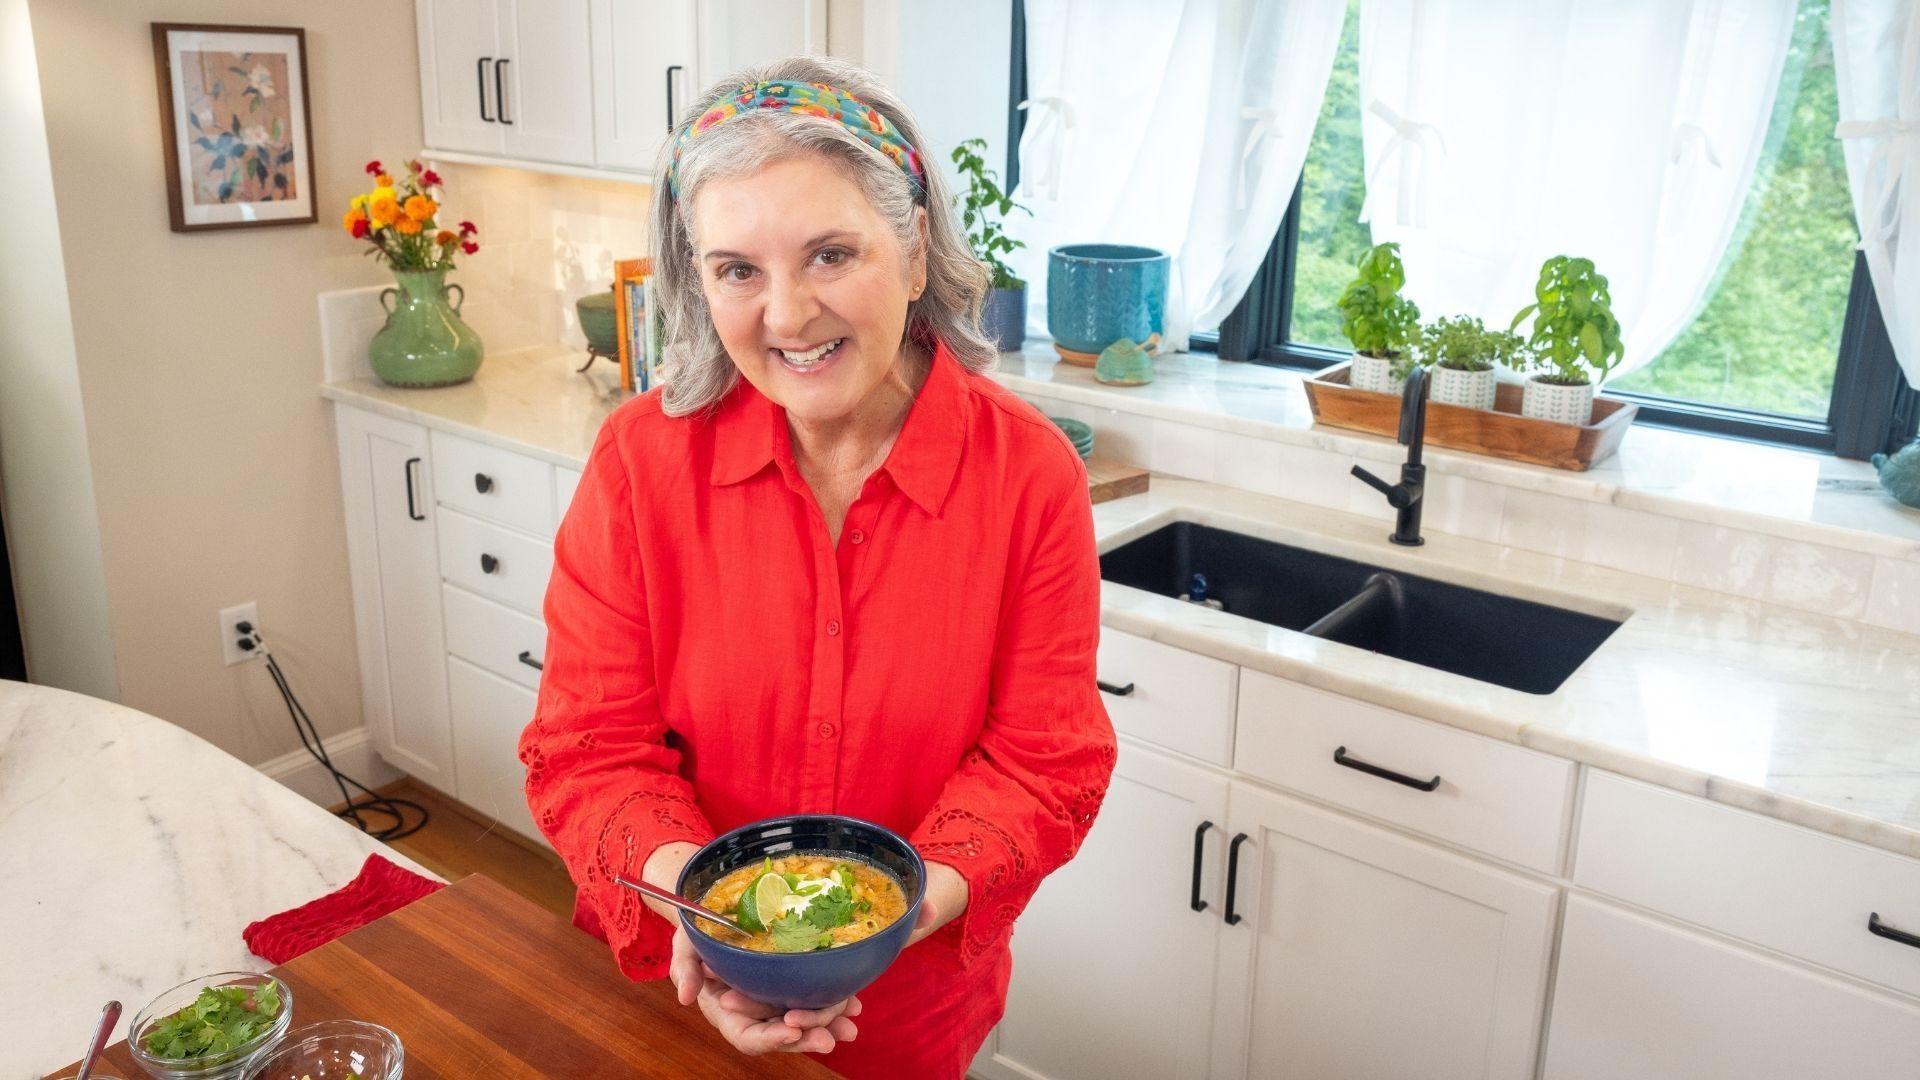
[333,407,456,790]
[589,0,698,171]
[417,0,506,156]
[1211,780,1558,1080]
[695,0,828,88]
[416,0,595,167]
[446,655,545,846]
[1543,894,1920,1080]
[973,739,1232,1080]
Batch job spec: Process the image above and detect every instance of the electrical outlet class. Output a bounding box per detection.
[220,601,260,666]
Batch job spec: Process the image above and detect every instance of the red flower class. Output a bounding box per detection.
[408,159,424,175]
[421,169,443,188]
[458,220,477,237]
[363,160,383,176]
[350,217,370,239]
[460,241,479,255]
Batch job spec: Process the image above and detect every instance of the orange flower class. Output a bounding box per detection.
[395,217,424,235]
[404,194,438,221]
[436,230,458,245]
[342,209,369,236]
[368,193,402,227]
[375,173,393,187]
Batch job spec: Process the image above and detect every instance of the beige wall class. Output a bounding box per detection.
[24,0,423,763]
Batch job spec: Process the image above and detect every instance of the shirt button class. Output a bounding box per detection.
[849,529,866,545]
[818,722,835,738]
[826,619,841,636]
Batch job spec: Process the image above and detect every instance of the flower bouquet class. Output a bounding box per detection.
[345,159,485,387]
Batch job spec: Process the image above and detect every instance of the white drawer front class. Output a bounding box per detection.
[446,655,546,848]
[1096,628,1236,765]
[442,584,547,691]
[431,429,556,537]
[1234,671,1574,874]
[438,507,554,616]
[1574,771,1920,999]
[555,466,582,526]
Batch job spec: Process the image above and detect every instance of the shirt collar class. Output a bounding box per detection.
[707,337,969,517]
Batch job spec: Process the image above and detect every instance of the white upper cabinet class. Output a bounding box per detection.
[496,0,596,166]
[417,0,507,156]
[589,0,698,172]
[695,0,827,89]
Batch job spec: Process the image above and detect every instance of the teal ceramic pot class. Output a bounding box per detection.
[369,269,484,388]
[1872,441,1920,509]
[1047,244,1170,355]
[983,285,1027,353]
[576,291,620,354]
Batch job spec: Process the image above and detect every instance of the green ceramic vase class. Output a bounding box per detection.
[369,268,484,388]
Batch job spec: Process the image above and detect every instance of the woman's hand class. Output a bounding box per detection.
[905,859,970,947]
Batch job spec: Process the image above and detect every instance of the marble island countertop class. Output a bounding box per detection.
[321,346,1920,861]
[1,680,439,1080]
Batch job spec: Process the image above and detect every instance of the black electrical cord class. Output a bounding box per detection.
[239,625,429,841]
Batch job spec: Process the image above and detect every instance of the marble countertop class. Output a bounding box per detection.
[2,680,439,1079]
[321,347,1920,860]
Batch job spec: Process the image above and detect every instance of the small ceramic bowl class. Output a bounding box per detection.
[244,1020,403,1080]
[127,972,292,1080]
[676,815,926,1011]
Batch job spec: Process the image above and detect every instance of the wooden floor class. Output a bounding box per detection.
[332,778,578,920]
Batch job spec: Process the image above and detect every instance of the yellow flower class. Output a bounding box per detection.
[349,193,368,212]
[403,194,438,222]
[368,192,402,227]
[395,217,424,235]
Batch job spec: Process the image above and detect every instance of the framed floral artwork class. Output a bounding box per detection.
[151,23,317,232]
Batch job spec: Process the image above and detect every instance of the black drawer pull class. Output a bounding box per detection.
[665,64,683,131]
[496,58,512,124]
[477,58,493,122]
[480,553,500,574]
[474,472,494,494]
[1333,746,1441,792]
[517,650,543,671]
[1870,912,1920,950]
[1190,821,1213,913]
[1097,679,1135,697]
[403,456,426,521]
[1222,832,1250,925]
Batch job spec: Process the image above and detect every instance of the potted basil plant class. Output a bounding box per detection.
[952,137,1031,353]
[1337,242,1421,393]
[1508,255,1624,424]
[1416,315,1527,411]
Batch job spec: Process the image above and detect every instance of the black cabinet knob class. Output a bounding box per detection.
[480,553,499,574]
[474,473,494,494]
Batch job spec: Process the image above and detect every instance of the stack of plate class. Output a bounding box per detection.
[1049,417,1095,461]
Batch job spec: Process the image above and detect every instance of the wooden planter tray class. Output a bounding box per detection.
[1303,362,1637,472]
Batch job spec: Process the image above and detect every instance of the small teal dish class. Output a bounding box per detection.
[1049,416,1095,460]
[1047,243,1170,355]
[1872,441,1920,510]
[677,814,926,1011]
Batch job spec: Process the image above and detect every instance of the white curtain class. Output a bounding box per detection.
[1833,0,1920,389]
[1358,0,1794,382]
[1007,0,1345,350]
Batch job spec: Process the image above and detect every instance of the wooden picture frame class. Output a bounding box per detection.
[151,23,318,233]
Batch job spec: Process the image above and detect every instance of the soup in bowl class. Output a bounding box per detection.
[676,814,925,1010]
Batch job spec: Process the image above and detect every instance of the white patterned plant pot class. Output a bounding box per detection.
[1429,364,1496,410]
[1349,352,1405,395]
[1521,376,1596,425]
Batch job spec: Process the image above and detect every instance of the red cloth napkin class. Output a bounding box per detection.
[243,853,445,964]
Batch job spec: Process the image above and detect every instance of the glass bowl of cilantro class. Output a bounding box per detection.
[127,971,292,1079]
[243,1019,403,1080]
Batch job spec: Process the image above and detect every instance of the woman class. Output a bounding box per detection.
[520,55,1116,1078]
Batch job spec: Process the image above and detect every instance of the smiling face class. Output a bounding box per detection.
[690,153,928,425]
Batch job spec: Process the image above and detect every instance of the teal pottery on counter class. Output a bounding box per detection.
[1048,416,1094,460]
[369,268,484,388]
[1872,440,1920,509]
[1095,334,1156,386]
[576,290,620,355]
[1047,243,1170,355]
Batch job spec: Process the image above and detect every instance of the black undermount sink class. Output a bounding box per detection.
[1100,521,1622,695]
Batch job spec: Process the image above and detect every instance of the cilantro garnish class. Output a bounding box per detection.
[142,982,281,1059]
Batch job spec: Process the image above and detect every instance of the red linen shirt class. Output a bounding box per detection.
[520,337,1117,1079]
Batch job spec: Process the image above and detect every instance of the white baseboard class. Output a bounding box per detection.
[256,725,405,807]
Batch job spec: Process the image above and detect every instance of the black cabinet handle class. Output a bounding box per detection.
[1097,679,1135,697]
[518,650,544,671]
[477,58,493,122]
[474,472,494,494]
[1334,746,1441,792]
[1870,912,1920,950]
[496,58,512,124]
[480,553,500,574]
[1190,821,1213,913]
[404,457,426,521]
[666,64,683,131]
[1222,832,1250,925]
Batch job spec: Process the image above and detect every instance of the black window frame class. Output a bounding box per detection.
[1006,4,1918,460]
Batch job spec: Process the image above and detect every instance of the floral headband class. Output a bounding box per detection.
[667,80,925,200]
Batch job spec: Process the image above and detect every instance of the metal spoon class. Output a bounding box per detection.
[75,1000,120,1080]
[614,875,747,935]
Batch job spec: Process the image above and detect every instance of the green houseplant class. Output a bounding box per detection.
[1508,255,1624,424]
[1337,242,1422,393]
[1416,315,1528,411]
[952,138,1031,353]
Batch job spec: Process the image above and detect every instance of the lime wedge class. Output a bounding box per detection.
[736,870,791,933]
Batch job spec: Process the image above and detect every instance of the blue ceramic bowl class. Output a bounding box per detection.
[676,814,926,1011]
[1046,243,1170,354]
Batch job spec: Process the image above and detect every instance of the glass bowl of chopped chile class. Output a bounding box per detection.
[243,1019,403,1080]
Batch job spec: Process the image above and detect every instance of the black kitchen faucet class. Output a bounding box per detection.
[1349,366,1429,547]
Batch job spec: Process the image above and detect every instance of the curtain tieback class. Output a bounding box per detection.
[1016,96,1079,202]
[1359,99,1447,228]
[1836,116,1920,245]
[1236,106,1283,210]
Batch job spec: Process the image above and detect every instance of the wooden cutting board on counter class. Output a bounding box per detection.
[1087,456,1148,504]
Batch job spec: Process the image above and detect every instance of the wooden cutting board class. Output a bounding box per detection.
[1087,456,1149,504]
[52,874,834,1079]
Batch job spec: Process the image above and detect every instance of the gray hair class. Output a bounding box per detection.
[648,55,996,417]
